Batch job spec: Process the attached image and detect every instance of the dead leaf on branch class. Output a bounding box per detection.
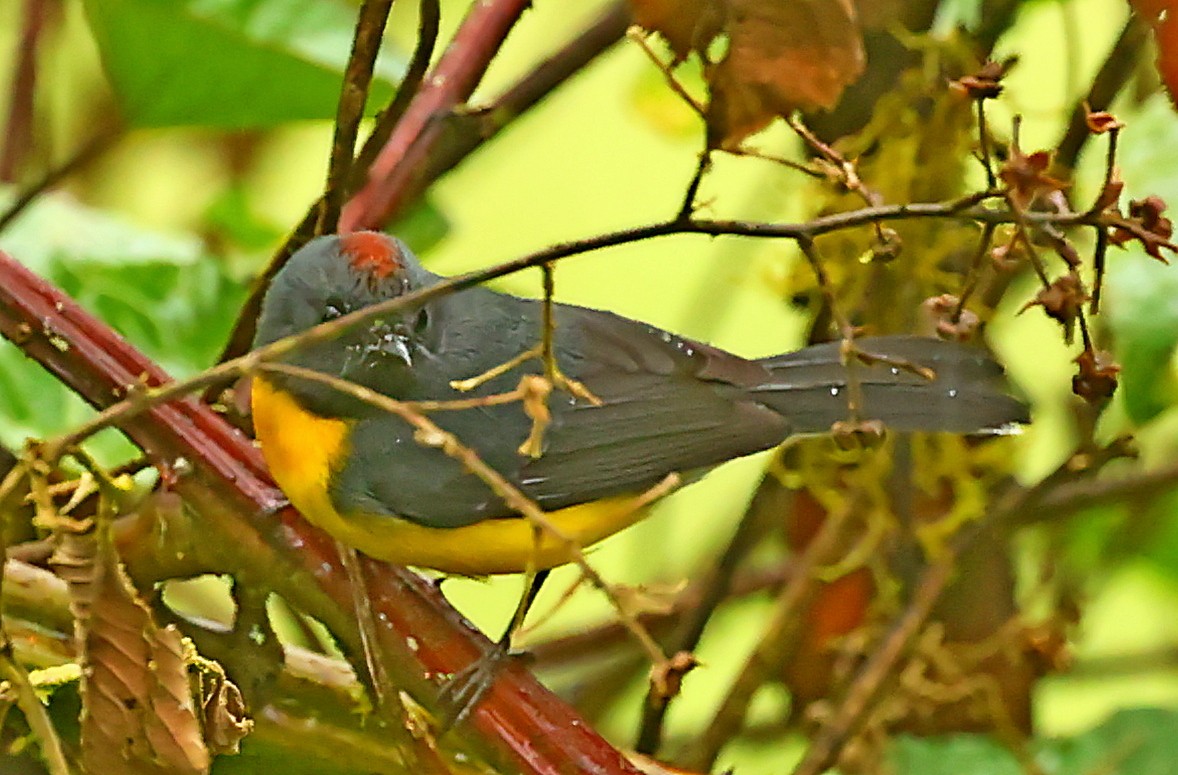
[50,503,250,775]
[1130,0,1178,111]
[629,0,867,148]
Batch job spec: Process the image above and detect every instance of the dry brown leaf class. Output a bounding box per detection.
[629,0,725,63]
[52,512,241,775]
[195,660,252,755]
[630,0,866,148]
[1130,0,1178,111]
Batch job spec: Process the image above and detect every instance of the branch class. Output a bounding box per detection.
[0,249,646,775]
[217,0,626,364]
[341,0,533,230]
[39,191,1127,459]
[318,0,396,235]
[0,0,49,183]
[0,128,120,234]
[632,471,787,754]
[682,504,856,770]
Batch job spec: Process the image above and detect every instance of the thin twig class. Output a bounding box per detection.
[627,26,705,118]
[0,454,70,775]
[789,115,887,243]
[976,97,997,190]
[1089,125,1119,312]
[683,502,856,770]
[336,540,396,719]
[790,557,957,775]
[0,129,119,234]
[796,236,864,420]
[33,192,1138,458]
[953,222,997,321]
[633,471,788,754]
[0,641,72,775]
[318,0,396,235]
[677,151,710,222]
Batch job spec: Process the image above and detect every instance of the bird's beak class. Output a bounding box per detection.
[385,334,413,366]
[374,322,413,366]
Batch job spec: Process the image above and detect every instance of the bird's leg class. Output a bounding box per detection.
[336,541,395,717]
[435,567,552,729]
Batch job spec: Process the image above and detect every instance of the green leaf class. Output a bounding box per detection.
[82,0,402,128]
[1104,255,1178,424]
[892,708,1178,775]
[1042,707,1178,775]
[890,734,1022,775]
[0,191,249,462]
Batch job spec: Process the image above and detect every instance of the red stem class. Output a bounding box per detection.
[0,249,641,775]
[340,0,532,230]
[1,0,49,182]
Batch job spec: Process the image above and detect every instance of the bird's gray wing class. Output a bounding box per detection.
[331,301,788,526]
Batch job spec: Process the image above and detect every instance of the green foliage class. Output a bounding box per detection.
[1104,255,1178,425]
[891,734,1022,775]
[82,0,403,128]
[894,708,1178,775]
[0,192,248,459]
[1043,707,1178,775]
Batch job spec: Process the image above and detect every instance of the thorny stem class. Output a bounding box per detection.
[258,362,678,670]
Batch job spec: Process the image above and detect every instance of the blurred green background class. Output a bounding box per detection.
[4,0,1178,772]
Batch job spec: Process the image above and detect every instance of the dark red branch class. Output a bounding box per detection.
[340,0,532,230]
[0,249,642,775]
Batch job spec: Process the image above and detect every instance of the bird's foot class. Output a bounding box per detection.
[435,643,535,731]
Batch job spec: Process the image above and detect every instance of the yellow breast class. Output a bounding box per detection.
[252,375,658,576]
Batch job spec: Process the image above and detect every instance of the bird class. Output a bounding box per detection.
[251,231,1027,581]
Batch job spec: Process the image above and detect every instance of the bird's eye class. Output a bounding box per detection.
[413,307,429,335]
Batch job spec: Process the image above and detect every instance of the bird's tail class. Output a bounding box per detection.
[751,336,1028,435]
